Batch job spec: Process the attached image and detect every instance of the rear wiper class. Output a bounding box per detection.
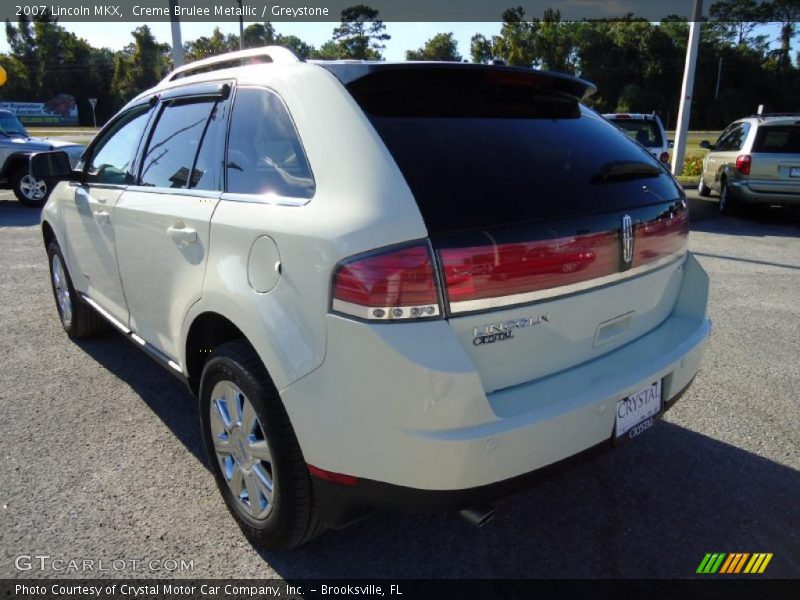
[591,161,661,184]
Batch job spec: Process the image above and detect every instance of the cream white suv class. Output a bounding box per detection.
[36,48,711,549]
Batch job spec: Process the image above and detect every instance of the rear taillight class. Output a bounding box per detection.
[633,202,689,266]
[332,243,441,321]
[659,151,670,164]
[736,154,751,175]
[440,231,619,310]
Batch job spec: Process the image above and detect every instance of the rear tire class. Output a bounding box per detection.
[13,165,51,208]
[46,241,108,339]
[199,340,324,549]
[698,177,711,197]
[719,180,738,215]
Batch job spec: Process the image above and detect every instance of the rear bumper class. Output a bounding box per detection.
[281,255,711,526]
[313,377,696,527]
[729,180,800,206]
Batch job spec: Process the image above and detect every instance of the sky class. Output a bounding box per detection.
[0,21,502,61]
[0,21,783,62]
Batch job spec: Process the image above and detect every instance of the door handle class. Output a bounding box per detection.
[93,210,111,224]
[167,225,198,244]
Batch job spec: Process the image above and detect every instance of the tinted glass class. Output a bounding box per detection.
[716,123,750,152]
[753,125,800,153]
[226,88,314,198]
[88,107,151,185]
[0,112,28,136]
[345,69,680,234]
[140,100,215,188]
[610,119,663,147]
[190,100,228,191]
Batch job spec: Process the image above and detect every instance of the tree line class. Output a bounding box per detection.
[1,1,798,129]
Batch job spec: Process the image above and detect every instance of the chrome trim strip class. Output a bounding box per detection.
[220,191,310,207]
[80,293,184,374]
[80,294,130,333]
[449,250,688,314]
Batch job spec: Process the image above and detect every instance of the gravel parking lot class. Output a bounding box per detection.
[0,191,798,579]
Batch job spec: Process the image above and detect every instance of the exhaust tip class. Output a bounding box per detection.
[459,505,496,527]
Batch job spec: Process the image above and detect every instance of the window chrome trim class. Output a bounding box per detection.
[220,191,309,206]
[122,186,222,200]
[448,250,688,315]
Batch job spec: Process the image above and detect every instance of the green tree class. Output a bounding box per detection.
[184,27,238,61]
[311,40,345,59]
[242,23,276,48]
[493,7,539,66]
[709,0,768,45]
[332,5,390,60]
[470,33,496,63]
[406,33,462,61]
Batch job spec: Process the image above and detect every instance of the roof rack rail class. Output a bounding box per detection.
[161,46,300,84]
[751,112,800,118]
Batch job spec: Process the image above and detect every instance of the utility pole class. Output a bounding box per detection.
[715,56,723,99]
[235,0,244,51]
[671,0,703,176]
[169,0,184,67]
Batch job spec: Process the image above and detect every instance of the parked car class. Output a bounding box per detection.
[36,48,711,548]
[698,114,800,213]
[0,109,84,207]
[603,113,671,164]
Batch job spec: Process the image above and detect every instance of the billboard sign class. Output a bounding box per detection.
[0,94,79,126]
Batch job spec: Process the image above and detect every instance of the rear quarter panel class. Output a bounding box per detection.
[181,65,429,391]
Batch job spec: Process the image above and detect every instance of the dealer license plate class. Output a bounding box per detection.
[614,381,662,443]
[790,167,800,178]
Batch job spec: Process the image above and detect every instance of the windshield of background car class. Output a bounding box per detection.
[342,68,680,234]
[610,119,663,148]
[0,113,28,137]
[752,125,800,153]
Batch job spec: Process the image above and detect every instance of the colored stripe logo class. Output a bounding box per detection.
[697,553,773,574]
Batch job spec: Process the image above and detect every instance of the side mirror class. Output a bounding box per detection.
[29,151,76,180]
[699,140,712,150]
[668,140,674,148]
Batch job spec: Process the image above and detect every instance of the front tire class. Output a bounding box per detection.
[199,340,323,549]
[46,241,108,338]
[13,166,50,207]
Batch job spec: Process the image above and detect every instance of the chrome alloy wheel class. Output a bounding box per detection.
[19,174,47,201]
[210,380,274,520]
[51,254,72,328]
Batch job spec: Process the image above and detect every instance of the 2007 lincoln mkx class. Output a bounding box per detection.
[34,47,711,548]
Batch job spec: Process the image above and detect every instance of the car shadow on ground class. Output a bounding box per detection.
[688,196,800,237]
[0,200,40,227]
[75,331,208,468]
[71,330,800,578]
[260,422,799,579]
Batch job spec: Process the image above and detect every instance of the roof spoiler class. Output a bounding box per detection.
[320,63,597,102]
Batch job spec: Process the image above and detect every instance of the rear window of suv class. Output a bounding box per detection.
[609,119,663,147]
[753,125,800,153]
[339,67,680,234]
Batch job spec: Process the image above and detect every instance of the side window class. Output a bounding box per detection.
[731,122,751,151]
[190,100,228,191]
[86,106,152,185]
[140,99,215,189]
[716,123,749,152]
[226,87,314,199]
